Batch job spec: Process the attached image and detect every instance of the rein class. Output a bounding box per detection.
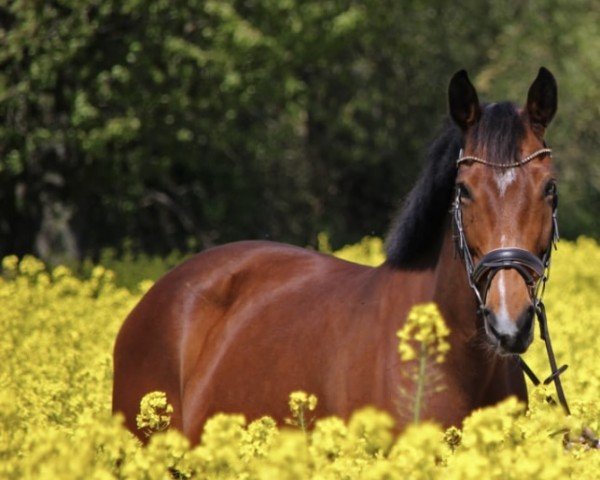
[453,148,570,415]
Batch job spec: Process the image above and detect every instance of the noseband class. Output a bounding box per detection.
[453,148,570,414]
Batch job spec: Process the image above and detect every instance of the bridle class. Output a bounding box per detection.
[453,148,557,309]
[453,147,570,415]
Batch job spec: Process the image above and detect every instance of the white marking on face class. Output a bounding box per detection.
[495,169,516,196]
[493,235,517,335]
[495,271,517,335]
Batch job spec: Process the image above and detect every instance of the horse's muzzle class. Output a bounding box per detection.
[483,305,535,354]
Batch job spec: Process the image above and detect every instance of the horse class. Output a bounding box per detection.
[113,67,560,445]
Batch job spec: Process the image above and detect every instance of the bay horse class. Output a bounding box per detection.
[113,68,561,444]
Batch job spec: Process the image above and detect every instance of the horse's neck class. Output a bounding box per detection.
[382,225,498,366]
[432,227,480,336]
[380,225,523,417]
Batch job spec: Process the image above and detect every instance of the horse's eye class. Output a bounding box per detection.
[457,183,472,202]
[544,181,557,198]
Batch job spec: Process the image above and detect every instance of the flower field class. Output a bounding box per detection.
[1,238,599,478]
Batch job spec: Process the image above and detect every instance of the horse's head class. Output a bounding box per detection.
[449,68,558,354]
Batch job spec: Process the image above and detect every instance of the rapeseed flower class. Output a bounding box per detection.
[1,237,599,478]
[136,391,174,437]
[397,302,450,363]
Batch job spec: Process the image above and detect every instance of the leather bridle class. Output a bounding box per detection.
[453,148,570,415]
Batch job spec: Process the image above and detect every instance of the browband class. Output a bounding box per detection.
[457,148,552,168]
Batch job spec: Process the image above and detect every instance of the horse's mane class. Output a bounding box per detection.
[385,102,525,268]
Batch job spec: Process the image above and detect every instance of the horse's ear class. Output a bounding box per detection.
[448,70,481,131]
[526,67,557,132]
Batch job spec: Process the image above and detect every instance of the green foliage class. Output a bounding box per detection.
[0,1,598,263]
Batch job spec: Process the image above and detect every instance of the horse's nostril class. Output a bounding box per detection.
[484,310,504,341]
[488,322,503,341]
[516,305,535,333]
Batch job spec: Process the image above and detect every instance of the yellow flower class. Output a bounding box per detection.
[136,391,174,437]
[397,303,450,363]
[286,391,318,433]
[1,255,19,275]
[2,236,600,477]
[288,391,318,418]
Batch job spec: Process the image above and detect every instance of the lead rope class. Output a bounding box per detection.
[516,208,570,415]
[536,302,570,414]
[515,305,570,414]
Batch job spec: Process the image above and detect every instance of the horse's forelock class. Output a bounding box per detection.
[471,102,525,164]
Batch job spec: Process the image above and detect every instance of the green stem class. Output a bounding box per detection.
[414,343,427,423]
[299,408,306,434]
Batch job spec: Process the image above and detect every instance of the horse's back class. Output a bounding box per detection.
[112,241,381,441]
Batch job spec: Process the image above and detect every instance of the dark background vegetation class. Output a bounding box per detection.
[1,0,598,264]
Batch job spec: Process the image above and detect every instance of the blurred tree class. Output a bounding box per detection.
[0,0,597,263]
[476,0,600,238]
